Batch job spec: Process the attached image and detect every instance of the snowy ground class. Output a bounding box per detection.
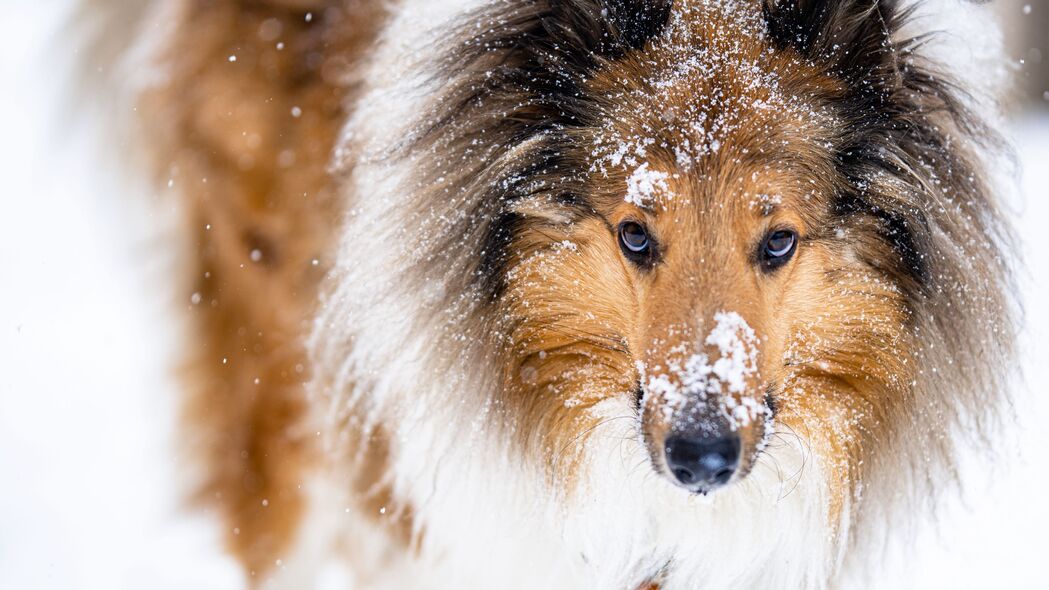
[1,2,1047,589]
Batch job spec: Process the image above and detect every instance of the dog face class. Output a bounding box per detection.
[583,35,855,494]
[504,31,903,500]
[492,3,918,503]
[412,0,1011,515]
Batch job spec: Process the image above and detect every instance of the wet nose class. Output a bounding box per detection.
[664,433,741,492]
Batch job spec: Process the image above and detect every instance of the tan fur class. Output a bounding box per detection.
[135,0,387,578]
[103,0,1012,584]
[497,6,913,521]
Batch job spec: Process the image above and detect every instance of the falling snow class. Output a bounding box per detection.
[0,0,1046,588]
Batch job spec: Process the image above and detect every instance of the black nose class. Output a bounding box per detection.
[664,433,741,491]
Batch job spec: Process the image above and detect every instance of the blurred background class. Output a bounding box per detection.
[0,1,1046,588]
[1000,0,1049,111]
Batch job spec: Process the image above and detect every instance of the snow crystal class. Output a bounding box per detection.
[519,365,538,385]
[750,193,782,214]
[588,0,828,214]
[645,311,763,428]
[704,312,759,395]
[625,163,671,206]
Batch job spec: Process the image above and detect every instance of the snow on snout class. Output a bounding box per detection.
[643,311,764,429]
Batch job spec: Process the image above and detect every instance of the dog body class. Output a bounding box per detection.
[306,3,840,588]
[92,0,1014,587]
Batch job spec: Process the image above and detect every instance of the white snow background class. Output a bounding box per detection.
[0,1,1046,588]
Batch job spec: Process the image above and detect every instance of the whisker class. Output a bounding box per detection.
[550,415,634,472]
[773,423,809,500]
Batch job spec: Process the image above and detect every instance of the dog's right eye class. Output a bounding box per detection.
[620,222,650,253]
[618,221,658,268]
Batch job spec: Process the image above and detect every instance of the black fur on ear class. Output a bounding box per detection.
[600,0,676,53]
[467,0,673,62]
[423,0,674,137]
[408,0,673,302]
[763,0,907,93]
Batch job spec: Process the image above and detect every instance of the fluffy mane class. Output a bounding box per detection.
[72,0,1019,585]
[309,0,1016,586]
[401,0,1014,481]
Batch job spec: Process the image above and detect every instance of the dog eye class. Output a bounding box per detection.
[619,221,651,254]
[761,229,797,269]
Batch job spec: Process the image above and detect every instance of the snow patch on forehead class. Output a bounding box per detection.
[589,1,789,172]
[590,0,831,212]
[644,311,764,429]
[624,163,671,206]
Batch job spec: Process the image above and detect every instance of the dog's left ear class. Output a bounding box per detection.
[763,0,904,92]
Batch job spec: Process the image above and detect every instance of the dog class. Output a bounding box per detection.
[83,0,1015,587]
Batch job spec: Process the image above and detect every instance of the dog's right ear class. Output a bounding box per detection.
[596,0,675,54]
[415,0,671,302]
[429,0,675,138]
[456,0,673,68]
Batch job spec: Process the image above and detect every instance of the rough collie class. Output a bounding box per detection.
[84,0,1015,587]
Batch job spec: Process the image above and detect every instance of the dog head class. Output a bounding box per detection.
[411,0,1012,512]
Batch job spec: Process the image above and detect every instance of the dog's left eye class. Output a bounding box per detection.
[760,229,797,269]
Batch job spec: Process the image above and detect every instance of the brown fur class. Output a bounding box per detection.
[408,0,1014,545]
[134,0,387,578]
[495,4,915,516]
[91,0,1014,584]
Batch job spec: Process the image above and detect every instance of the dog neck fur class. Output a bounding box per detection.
[307,0,1013,588]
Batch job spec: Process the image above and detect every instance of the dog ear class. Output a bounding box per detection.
[762,0,904,92]
[475,0,673,62]
[597,0,675,54]
[429,0,675,138]
[415,0,673,301]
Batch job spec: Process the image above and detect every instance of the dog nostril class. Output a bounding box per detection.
[672,467,697,485]
[713,468,734,485]
[664,433,741,491]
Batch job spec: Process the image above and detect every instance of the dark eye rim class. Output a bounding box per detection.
[759,228,798,271]
[617,220,658,267]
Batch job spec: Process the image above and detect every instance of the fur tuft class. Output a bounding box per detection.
[90,0,1018,587]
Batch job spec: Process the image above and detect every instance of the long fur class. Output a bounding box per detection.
[85,0,1016,587]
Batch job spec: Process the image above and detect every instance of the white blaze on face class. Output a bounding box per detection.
[644,311,763,429]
